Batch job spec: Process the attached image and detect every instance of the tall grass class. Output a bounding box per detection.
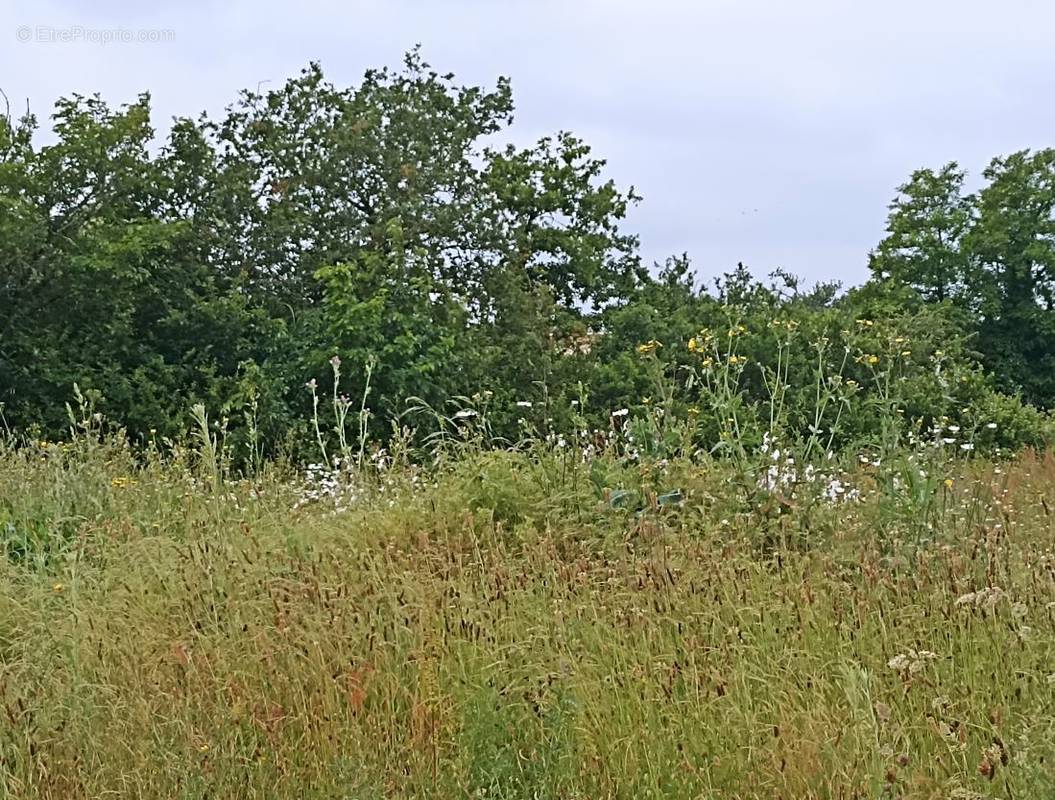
[0,422,1052,799]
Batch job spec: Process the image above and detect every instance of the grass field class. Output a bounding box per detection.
[0,434,1053,799]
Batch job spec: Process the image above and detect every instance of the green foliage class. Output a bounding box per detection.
[871,149,1055,408]
[1,52,1053,459]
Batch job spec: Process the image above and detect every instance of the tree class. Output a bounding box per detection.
[967,149,1055,404]
[869,163,974,305]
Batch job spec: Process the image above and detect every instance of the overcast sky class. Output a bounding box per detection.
[5,0,1055,287]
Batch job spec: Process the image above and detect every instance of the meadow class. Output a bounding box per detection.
[0,407,1052,800]
[6,44,1055,800]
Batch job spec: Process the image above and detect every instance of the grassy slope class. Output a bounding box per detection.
[0,441,1053,799]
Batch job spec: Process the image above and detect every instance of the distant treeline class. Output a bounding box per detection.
[3,50,1054,456]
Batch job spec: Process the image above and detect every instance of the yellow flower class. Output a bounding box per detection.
[900,350,911,358]
[943,478,954,489]
[855,318,875,328]
[52,583,64,593]
[865,354,879,366]
[687,337,703,353]
[636,339,663,356]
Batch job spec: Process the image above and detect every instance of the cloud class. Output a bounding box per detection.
[4,0,1053,287]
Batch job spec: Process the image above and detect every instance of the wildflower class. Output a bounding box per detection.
[900,350,911,358]
[960,443,974,451]
[305,378,317,390]
[887,653,910,671]
[866,354,879,366]
[453,409,478,420]
[636,340,663,355]
[515,401,533,408]
[954,587,1006,610]
[855,318,875,328]
[611,408,629,418]
[687,337,704,353]
[727,355,745,365]
[943,478,954,488]
[52,583,64,593]
[887,649,938,674]
[329,354,341,368]
[986,422,998,430]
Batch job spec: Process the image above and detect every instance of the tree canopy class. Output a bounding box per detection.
[2,51,1052,457]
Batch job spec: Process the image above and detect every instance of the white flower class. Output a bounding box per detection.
[887,654,910,671]
[515,401,533,408]
[960,443,975,451]
[986,422,998,430]
[888,649,938,674]
[454,409,478,419]
[611,408,629,418]
[954,587,1006,609]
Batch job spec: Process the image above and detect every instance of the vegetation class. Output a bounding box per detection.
[3,50,1055,454]
[1,417,1054,798]
[2,51,1055,798]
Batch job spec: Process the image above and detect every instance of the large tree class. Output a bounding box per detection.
[0,51,643,443]
[870,150,1055,407]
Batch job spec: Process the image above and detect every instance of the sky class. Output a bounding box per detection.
[4,0,1055,288]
